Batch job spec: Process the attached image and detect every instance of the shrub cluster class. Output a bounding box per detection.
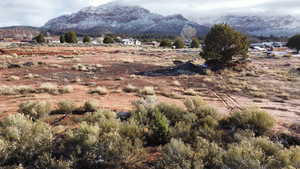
[1,97,299,169]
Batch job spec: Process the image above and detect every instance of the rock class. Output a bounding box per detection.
[49,64,63,68]
[8,75,20,81]
[8,63,22,68]
[23,62,35,67]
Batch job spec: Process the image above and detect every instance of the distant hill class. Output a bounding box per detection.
[0,26,41,40]
[189,15,300,37]
[43,2,209,38]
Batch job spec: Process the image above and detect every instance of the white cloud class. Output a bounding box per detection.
[0,0,299,27]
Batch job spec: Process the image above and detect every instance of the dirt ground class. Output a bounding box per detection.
[1,44,300,133]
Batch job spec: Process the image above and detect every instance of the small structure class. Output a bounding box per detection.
[44,36,60,43]
[143,41,160,47]
[121,38,141,46]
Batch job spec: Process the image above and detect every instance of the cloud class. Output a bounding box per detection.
[0,0,299,27]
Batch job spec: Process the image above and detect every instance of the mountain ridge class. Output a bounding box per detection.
[43,2,209,38]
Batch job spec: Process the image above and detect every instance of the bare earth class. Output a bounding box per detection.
[0,44,300,133]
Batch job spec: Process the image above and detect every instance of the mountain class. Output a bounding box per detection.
[190,15,300,37]
[0,26,41,40]
[43,2,209,38]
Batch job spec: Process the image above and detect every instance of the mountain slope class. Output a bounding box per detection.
[43,2,209,37]
[0,26,40,40]
[190,15,300,37]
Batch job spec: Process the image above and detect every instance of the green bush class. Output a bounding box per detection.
[287,34,300,53]
[267,146,300,169]
[83,36,91,43]
[223,141,265,169]
[0,114,53,166]
[57,100,76,114]
[191,38,200,48]
[83,100,99,112]
[157,138,203,169]
[60,35,65,43]
[173,38,185,49]
[194,138,224,169]
[34,34,45,44]
[18,101,51,120]
[184,97,219,120]
[103,36,114,44]
[149,110,170,145]
[64,32,78,43]
[224,107,275,135]
[61,122,146,169]
[159,39,172,48]
[201,24,249,68]
[156,103,195,125]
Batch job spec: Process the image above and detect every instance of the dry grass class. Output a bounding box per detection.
[139,86,156,95]
[123,84,139,93]
[89,86,109,95]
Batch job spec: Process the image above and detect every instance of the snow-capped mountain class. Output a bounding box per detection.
[43,2,209,38]
[190,15,300,37]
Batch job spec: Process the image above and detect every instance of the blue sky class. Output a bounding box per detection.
[0,0,299,27]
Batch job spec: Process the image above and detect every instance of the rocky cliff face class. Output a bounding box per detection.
[43,2,209,37]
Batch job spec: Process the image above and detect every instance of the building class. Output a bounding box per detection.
[44,36,60,43]
[143,41,160,47]
[121,38,141,46]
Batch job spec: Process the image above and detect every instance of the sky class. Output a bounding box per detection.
[1,0,299,27]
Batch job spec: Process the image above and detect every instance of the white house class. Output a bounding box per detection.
[122,38,141,46]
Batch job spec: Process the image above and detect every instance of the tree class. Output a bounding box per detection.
[159,39,172,48]
[64,32,78,43]
[201,24,249,67]
[173,38,185,49]
[287,34,300,53]
[191,38,200,48]
[83,36,91,43]
[59,35,65,43]
[34,34,45,43]
[103,36,114,44]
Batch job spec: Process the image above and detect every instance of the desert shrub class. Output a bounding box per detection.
[287,34,300,53]
[82,110,117,124]
[148,110,170,145]
[223,140,265,169]
[191,38,200,48]
[224,107,275,135]
[0,114,53,166]
[60,35,65,43]
[267,146,300,169]
[0,85,35,95]
[123,84,138,93]
[39,83,58,94]
[173,38,185,49]
[194,138,224,169]
[34,34,45,44]
[139,86,156,95]
[119,119,144,141]
[184,88,198,96]
[103,36,114,44]
[57,100,76,114]
[159,39,172,48]
[61,122,146,169]
[169,122,193,143]
[59,85,74,94]
[156,103,196,125]
[83,100,99,112]
[89,86,108,95]
[18,101,51,120]
[157,138,203,169]
[184,97,219,120]
[201,24,249,68]
[64,32,78,43]
[83,36,91,43]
